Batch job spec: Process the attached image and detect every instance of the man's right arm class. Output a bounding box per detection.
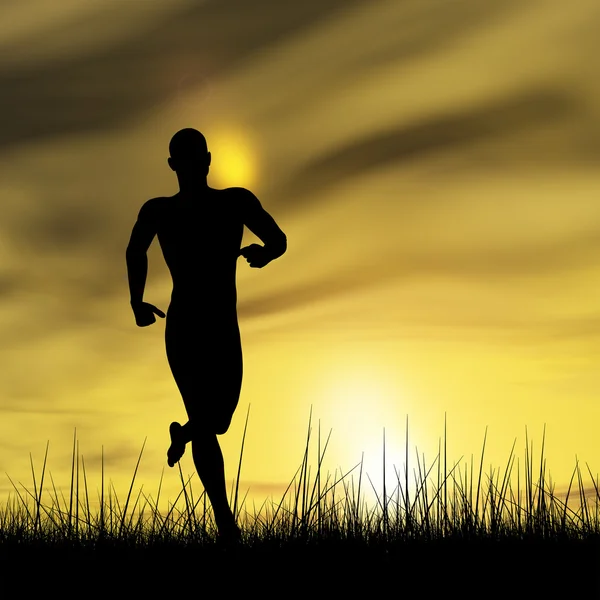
[126,199,158,305]
[126,198,165,326]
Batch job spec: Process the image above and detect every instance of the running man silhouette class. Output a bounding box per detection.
[125,128,287,540]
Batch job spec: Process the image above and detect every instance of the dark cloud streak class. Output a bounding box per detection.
[0,0,362,152]
[276,88,579,210]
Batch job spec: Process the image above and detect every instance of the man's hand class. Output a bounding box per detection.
[131,301,166,327]
[239,244,271,268]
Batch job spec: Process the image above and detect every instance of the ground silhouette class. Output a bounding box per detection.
[126,128,287,540]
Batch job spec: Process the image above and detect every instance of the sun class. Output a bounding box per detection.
[207,126,257,189]
[315,363,408,501]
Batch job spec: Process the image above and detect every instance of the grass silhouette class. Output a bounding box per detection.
[1,408,598,594]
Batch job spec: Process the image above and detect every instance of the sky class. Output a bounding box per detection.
[2,0,600,514]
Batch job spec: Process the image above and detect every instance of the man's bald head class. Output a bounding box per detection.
[169,128,208,159]
[168,128,211,177]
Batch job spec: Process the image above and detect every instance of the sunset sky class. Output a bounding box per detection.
[2,0,600,511]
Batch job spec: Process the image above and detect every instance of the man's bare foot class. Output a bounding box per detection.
[217,522,242,546]
[167,421,186,467]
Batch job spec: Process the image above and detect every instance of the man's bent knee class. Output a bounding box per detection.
[214,417,232,435]
[188,416,232,437]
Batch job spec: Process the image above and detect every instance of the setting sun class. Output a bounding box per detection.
[314,361,409,497]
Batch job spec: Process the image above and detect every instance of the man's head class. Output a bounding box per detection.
[167,128,211,176]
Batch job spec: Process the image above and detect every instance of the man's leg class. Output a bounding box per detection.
[165,311,243,538]
[191,428,239,538]
[166,421,205,466]
[179,421,193,442]
[166,420,212,466]
[166,315,242,468]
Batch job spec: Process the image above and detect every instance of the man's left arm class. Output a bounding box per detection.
[238,189,287,268]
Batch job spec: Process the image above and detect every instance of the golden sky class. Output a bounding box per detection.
[2,0,600,510]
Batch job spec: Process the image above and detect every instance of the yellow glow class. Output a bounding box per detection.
[314,360,409,500]
[208,127,257,189]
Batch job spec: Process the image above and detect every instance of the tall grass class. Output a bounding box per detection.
[1,409,599,550]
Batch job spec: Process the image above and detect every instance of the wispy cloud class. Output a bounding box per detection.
[0,0,360,150]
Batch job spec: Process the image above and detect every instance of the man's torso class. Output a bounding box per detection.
[151,188,245,311]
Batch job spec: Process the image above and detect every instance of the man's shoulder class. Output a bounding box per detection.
[145,196,170,206]
[225,186,253,197]
[138,197,167,223]
[225,187,260,208]
[139,196,168,216]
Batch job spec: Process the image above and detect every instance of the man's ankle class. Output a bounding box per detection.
[181,422,193,444]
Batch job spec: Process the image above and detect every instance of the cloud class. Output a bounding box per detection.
[0,0,362,151]
[276,88,578,210]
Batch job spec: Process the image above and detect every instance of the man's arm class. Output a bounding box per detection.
[125,199,159,305]
[238,189,287,266]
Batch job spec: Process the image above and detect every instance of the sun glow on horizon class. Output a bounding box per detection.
[313,360,415,500]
